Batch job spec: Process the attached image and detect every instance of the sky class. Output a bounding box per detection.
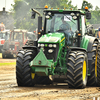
[0,0,99,11]
[0,0,14,11]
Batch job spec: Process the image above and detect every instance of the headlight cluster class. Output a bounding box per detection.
[73,16,77,19]
[48,49,53,53]
[70,12,80,20]
[49,44,57,47]
[38,44,57,48]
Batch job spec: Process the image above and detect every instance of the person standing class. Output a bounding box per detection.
[98,27,100,38]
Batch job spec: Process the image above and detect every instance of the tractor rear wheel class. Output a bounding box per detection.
[67,51,88,88]
[25,40,34,46]
[87,41,98,86]
[16,50,36,86]
[97,43,100,86]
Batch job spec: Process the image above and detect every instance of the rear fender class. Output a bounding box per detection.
[69,47,87,52]
[87,38,98,74]
[22,46,39,52]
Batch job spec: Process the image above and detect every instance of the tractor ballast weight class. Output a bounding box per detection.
[16,6,100,88]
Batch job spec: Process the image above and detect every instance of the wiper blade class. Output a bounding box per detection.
[65,15,76,24]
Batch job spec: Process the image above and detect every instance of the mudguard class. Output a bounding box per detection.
[87,38,98,74]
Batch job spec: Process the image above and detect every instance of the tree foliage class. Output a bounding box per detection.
[88,6,100,24]
[81,0,100,25]
[12,0,100,31]
[81,0,93,10]
[12,0,77,31]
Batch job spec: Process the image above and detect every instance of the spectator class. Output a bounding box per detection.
[97,27,100,38]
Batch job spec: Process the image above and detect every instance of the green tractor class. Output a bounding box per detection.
[16,6,100,88]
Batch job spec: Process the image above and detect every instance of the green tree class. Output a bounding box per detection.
[88,6,100,24]
[81,0,93,10]
[60,0,77,10]
[12,0,77,31]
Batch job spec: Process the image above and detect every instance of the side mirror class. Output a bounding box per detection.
[31,9,36,19]
[86,12,91,19]
[85,32,88,35]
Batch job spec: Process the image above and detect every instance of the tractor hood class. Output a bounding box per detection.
[38,32,65,43]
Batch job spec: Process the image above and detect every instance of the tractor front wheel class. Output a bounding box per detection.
[87,42,98,86]
[16,50,36,86]
[67,51,88,88]
[97,43,100,86]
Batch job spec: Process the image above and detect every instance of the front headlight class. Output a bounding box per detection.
[41,44,44,47]
[48,44,53,47]
[76,13,79,16]
[38,44,40,47]
[46,15,50,19]
[48,12,51,15]
[53,44,56,48]
[73,16,77,19]
[70,13,75,16]
[48,49,53,53]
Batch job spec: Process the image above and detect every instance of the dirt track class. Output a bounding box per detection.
[0,56,100,100]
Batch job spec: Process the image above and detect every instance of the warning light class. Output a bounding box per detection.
[78,33,81,36]
[45,5,48,9]
[85,6,88,10]
[38,32,41,34]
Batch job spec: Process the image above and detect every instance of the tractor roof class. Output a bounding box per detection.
[44,9,86,15]
[12,29,27,33]
[0,30,10,33]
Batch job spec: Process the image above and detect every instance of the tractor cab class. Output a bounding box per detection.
[43,9,91,47]
[32,6,91,48]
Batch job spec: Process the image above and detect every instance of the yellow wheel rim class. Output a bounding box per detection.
[83,60,86,81]
[31,73,35,79]
[95,53,98,77]
[49,75,53,80]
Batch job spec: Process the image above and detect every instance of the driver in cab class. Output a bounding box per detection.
[59,16,71,31]
[59,16,72,45]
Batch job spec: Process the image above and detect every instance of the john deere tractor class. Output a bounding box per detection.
[16,6,100,88]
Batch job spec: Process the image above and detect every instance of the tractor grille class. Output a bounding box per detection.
[9,45,15,50]
[39,43,59,62]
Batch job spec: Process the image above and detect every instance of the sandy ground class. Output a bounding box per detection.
[0,54,100,100]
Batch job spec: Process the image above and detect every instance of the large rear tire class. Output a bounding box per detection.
[97,43,100,86]
[25,40,34,46]
[87,41,98,86]
[67,51,88,88]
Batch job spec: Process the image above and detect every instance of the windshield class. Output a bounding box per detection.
[46,14,77,37]
[27,33,36,40]
[11,32,23,41]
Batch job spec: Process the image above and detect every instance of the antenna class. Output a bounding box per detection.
[5,0,6,10]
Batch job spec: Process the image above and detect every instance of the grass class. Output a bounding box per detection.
[0,62,16,66]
